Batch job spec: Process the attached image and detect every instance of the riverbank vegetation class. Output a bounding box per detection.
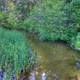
[0,0,80,48]
[0,27,36,80]
[0,0,80,79]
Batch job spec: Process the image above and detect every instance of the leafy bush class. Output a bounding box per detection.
[0,0,78,44]
[0,0,19,29]
[0,0,38,29]
[0,0,77,43]
[0,12,7,27]
[22,0,63,38]
[23,0,76,42]
[6,12,19,28]
[70,0,80,29]
[71,32,80,50]
[0,12,19,29]
[0,27,36,80]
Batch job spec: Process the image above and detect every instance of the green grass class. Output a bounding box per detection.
[0,27,36,80]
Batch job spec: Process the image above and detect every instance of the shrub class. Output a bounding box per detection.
[0,0,38,29]
[23,0,64,39]
[6,12,19,28]
[23,0,76,42]
[0,12,8,27]
[70,0,80,29]
[0,27,36,80]
[71,32,80,50]
[0,12,19,29]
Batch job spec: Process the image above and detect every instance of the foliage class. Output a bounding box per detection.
[0,0,80,48]
[0,12,7,27]
[71,32,80,50]
[16,0,30,20]
[0,0,37,29]
[23,0,62,38]
[6,12,19,29]
[0,27,36,80]
[23,0,76,42]
[71,0,80,29]
[65,0,80,30]
[0,12,19,29]
[0,0,18,28]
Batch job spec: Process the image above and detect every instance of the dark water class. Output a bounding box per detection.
[27,36,80,80]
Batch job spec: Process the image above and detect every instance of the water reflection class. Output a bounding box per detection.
[52,73,59,80]
[0,69,4,80]
[29,71,35,80]
[41,72,47,80]
[27,36,80,80]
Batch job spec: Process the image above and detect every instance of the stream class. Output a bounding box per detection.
[27,35,80,80]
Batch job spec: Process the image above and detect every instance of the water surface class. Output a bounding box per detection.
[28,36,80,80]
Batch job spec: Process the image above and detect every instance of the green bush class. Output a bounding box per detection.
[0,12,18,29]
[70,0,80,29]
[0,0,38,29]
[0,12,8,27]
[0,0,77,43]
[0,27,36,80]
[22,0,63,39]
[71,32,80,50]
[0,0,78,44]
[23,0,76,42]
[64,0,80,29]
[6,12,19,28]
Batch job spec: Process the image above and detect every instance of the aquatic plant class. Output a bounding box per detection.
[0,27,36,80]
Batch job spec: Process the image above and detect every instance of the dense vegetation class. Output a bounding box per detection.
[0,27,36,80]
[0,0,80,79]
[0,0,80,44]
[23,0,76,42]
[23,0,80,49]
